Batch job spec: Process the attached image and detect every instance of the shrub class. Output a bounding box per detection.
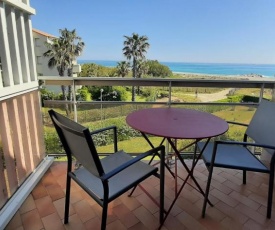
[146,60,172,77]
[77,87,92,101]
[44,132,63,154]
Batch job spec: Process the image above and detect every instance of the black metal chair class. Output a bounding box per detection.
[197,99,275,219]
[48,109,165,230]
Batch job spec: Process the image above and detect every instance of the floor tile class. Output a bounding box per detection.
[4,160,274,230]
[35,196,56,217]
[21,209,44,230]
[41,212,65,230]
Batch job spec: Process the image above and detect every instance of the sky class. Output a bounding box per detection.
[30,0,275,64]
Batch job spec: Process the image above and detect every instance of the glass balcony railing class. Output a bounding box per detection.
[39,76,275,157]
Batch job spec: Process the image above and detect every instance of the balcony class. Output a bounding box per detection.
[5,161,275,229]
[2,77,275,229]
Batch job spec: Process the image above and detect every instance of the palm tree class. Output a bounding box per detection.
[44,28,84,113]
[136,60,149,79]
[116,61,130,77]
[57,29,85,76]
[44,37,68,99]
[59,29,84,104]
[123,33,149,101]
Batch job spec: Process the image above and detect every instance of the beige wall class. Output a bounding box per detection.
[0,0,46,209]
[32,29,81,93]
[32,30,59,77]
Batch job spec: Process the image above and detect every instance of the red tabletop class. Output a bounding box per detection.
[126,108,228,139]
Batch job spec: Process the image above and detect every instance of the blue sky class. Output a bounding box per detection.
[30,0,275,64]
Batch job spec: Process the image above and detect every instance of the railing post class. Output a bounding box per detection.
[259,83,264,102]
[167,81,172,165]
[100,88,104,126]
[73,79,77,122]
[272,83,275,102]
[168,81,172,108]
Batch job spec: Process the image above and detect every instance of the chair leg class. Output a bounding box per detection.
[128,185,137,197]
[159,146,165,223]
[267,171,274,218]
[202,142,218,218]
[202,163,214,217]
[64,175,71,224]
[101,202,108,230]
[243,170,247,184]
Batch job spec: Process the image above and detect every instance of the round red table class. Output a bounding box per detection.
[126,107,228,140]
[126,107,228,227]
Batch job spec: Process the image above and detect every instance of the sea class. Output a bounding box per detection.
[78,60,275,78]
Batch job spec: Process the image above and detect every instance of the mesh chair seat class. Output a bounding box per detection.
[72,150,158,201]
[198,142,269,172]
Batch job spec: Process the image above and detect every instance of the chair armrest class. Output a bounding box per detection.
[90,125,118,152]
[90,125,117,135]
[215,140,275,151]
[227,121,248,127]
[101,145,165,181]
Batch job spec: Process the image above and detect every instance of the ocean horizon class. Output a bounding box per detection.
[78,60,275,78]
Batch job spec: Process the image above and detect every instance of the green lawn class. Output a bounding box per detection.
[96,105,257,152]
[97,136,164,153]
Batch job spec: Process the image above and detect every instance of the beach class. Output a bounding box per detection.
[193,88,232,102]
[168,73,275,102]
[173,72,272,81]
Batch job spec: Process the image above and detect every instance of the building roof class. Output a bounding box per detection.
[32,28,56,38]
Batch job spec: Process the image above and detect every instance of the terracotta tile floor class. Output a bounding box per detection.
[5,160,275,230]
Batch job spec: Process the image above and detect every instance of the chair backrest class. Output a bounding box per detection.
[48,110,104,178]
[246,99,275,154]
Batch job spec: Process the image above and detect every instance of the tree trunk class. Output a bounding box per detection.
[67,68,73,113]
[59,67,69,116]
[132,58,136,102]
[131,86,135,102]
[61,85,67,100]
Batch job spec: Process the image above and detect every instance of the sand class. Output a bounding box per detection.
[173,72,271,81]
[195,88,232,102]
[168,73,275,102]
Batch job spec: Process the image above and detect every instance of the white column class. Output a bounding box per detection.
[16,10,31,83]
[24,14,37,82]
[0,2,14,87]
[6,5,23,85]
